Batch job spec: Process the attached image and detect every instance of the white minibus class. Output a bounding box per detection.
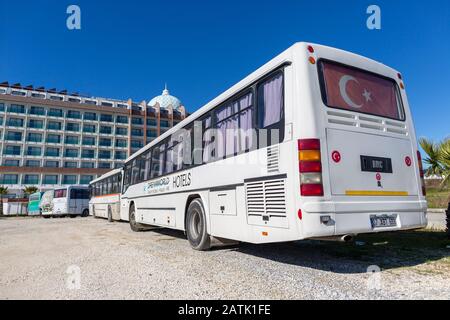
[47,186,90,217]
[120,42,427,250]
[89,168,124,222]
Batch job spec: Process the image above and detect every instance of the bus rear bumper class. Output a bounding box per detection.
[301,200,428,238]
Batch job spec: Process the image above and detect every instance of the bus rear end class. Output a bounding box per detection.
[298,44,427,240]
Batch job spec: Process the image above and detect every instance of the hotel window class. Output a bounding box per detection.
[117,103,127,109]
[116,115,128,124]
[101,101,113,107]
[8,104,25,114]
[98,150,111,159]
[147,130,157,138]
[115,127,128,135]
[68,97,81,103]
[31,92,45,99]
[46,134,61,144]
[43,175,58,185]
[0,116,3,125]
[131,140,143,148]
[81,149,95,159]
[147,118,157,126]
[84,99,97,105]
[45,147,60,157]
[5,131,22,141]
[81,162,95,168]
[160,120,170,127]
[27,132,42,143]
[115,151,127,160]
[3,145,21,155]
[83,124,96,133]
[63,175,77,185]
[131,128,143,137]
[29,106,45,116]
[82,136,96,146]
[0,103,5,112]
[27,146,42,156]
[64,148,79,158]
[115,139,127,148]
[23,175,39,185]
[80,175,94,185]
[98,162,111,169]
[28,119,44,129]
[47,121,62,130]
[84,112,97,121]
[66,123,80,132]
[132,117,143,125]
[26,160,41,167]
[114,163,124,169]
[64,135,79,145]
[3,160,20,167]
[66,110,81,119]
[6,118,24,127]
[99,126,112,134]
[48,108,63,117]
[45,161,59,168]
[49,95,63,101]
[99,138,111,147]
[64,161,78,168]
[100,114,113,122]
[0,174,19,185]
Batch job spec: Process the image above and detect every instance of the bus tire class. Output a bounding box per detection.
[186,199,211,251]
[81,209,89,217]
[129,204,145,232]
[107,206,113,223]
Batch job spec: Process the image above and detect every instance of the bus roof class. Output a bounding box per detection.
[124,42,401,164]
[90,168,122,185]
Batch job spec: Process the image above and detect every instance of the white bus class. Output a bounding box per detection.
[120,42,427,250]
[89,168,124,222]
[43,186,90,218]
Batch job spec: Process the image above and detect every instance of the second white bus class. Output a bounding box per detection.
[89,169,125,222]
[120,42,427,250]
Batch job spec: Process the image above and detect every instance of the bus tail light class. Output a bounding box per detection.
[298,139,324,197]
[417,151,426,196]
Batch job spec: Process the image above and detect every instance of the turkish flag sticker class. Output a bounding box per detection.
[321,61,402,120]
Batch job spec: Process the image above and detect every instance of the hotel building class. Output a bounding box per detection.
[0,82,187,198]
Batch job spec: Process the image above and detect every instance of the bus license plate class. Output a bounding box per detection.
[370,214,398,228]
[361,156,393,173]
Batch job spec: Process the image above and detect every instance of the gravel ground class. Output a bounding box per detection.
[0,217,449,300]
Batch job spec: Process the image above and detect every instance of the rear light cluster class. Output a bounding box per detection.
[298,139,324,196]
[417,151,426,196]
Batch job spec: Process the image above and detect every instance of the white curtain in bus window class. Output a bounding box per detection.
[258,73,283,128]
[238,92,254,152]
[203,117,213,163]
[321,62,404,120]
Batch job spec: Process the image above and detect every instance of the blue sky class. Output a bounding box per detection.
[0,0,449,141]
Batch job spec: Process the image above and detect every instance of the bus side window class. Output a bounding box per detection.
[257,72,284,147]
[151,146,161,179]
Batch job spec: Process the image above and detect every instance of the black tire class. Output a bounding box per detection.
[186,199,211,251]
[81,209,89,217]
[129,204,145,232]
[107,206,113,223]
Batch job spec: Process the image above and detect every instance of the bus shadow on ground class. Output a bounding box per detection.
[148,227,450,274]
[235,230,450,274]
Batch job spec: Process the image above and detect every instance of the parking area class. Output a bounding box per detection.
[0,216,449,300]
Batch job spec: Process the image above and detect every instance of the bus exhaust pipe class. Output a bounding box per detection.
[313,234,355,243]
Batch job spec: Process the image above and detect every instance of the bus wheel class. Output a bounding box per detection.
[107,206,113,223]
[186,199,211,251]
[129,205,145,232]
[81,209,89,217]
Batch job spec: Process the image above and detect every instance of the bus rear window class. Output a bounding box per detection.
[319,60,405,121]
[54,189,67,198]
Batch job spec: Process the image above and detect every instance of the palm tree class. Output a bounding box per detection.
[22,186,38,199]
[437,139,450,188]
[0,186,9,216]
[419,138,444,177]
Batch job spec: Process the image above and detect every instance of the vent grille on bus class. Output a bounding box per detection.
[246,178,286,217]
[267,146,280,173]
[327,110,408,136]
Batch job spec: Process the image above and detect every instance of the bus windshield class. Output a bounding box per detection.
[319,60,405,121]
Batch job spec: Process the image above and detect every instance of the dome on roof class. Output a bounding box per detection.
[148,85,182,110]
